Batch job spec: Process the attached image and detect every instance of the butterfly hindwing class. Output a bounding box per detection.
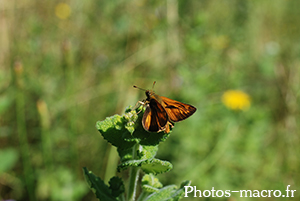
[142,98,169,132]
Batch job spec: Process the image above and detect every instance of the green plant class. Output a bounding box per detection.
[83,106,190,201]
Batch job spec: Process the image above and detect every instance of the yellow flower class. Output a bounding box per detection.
[55,3,71,20]
[222,90,251,111]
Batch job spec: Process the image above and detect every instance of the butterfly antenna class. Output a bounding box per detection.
[152,81,156,89]
[133,85,146,91]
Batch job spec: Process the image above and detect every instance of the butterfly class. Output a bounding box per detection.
[133,81,196,133]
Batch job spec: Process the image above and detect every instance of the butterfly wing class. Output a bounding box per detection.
[161,96,196,122]
[142,98,169,132]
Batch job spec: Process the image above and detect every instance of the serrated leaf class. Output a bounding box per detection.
[118,158,172,174]
[142,185,160,194]
[139,145,158,160]
[117,144,163,173]
[83,167,117,201]
[141,158,173,174]
[96,114,136,150]
[117,143,156,164]
[117,159,144,172]
[142,174,163,193]
[118,138,158,162]
[142,174,163,188]
[145,180,191,201]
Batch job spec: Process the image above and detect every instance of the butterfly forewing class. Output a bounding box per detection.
[161,96,196,122]
[142,98,169,132]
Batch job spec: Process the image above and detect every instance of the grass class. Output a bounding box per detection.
[0,0,299,200]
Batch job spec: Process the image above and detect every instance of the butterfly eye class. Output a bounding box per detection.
[145,90,151,98]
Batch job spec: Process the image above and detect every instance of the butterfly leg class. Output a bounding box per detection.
[163,121,174,133]
[132,100,146,114]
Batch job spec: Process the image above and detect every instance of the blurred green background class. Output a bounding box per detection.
[0,0,299,200]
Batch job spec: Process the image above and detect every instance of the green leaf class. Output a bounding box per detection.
[142,185,160,194]
[145,180,191,201]
[118,158,172,175]
[83,167,117,201]
[108,177,125,198]
[117,144,166,174]
[139,145,158,160]
[141,158,173,174]
[117,146,135,162]
[96,114,136,150]
[142,174,163,193]
[117,144,154,164]
[142,174,163,188]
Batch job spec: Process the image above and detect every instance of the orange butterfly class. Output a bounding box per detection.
[134,82,196,133]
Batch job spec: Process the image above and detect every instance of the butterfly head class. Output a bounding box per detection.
[134,81,156,101]
[145,90,155,100]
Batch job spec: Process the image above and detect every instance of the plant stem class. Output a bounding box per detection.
[127,144,140,201]
[37,100,52,170]
[14,62,36,201]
